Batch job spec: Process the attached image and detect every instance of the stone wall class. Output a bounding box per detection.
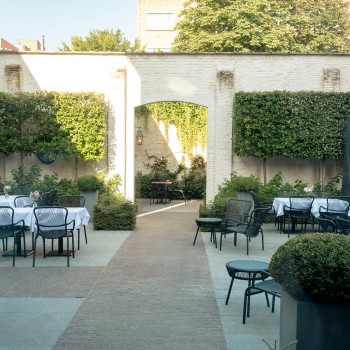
[0,51,349,202]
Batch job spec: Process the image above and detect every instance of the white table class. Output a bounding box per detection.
[273,197,349,218]
[0,195,17,208]
[2,207,90,256]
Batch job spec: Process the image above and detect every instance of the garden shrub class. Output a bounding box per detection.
[93,192,137,230]
[270,233,350,303]
[77,174,103,191]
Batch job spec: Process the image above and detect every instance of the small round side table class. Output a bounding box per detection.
[225,260,269,305]
[193,218,222,248]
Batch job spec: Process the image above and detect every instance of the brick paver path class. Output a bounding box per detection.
[53,207,227,349]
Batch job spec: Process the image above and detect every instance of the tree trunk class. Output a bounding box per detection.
[263,158,267,186]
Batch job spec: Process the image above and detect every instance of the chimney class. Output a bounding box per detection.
[41,35,45,51]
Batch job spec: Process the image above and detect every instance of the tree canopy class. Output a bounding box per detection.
[59,29,142,52]
[172,0,350,53]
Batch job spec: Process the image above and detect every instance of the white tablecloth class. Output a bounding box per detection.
[12,207,90,232]
[0,195,17,208]
[273,197,349,218]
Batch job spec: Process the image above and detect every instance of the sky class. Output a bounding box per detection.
[1,0,137,51]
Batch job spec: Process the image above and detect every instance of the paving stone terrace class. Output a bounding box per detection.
[0,199,290,350]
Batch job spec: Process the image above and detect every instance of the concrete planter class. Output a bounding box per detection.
[280,288,350,350]
[80,190,98,221]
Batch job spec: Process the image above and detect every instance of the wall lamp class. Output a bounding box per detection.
[136,127,143,145]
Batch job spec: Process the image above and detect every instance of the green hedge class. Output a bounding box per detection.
[234,91,350,159]
[93,193,137,230]
[0,91,107,160]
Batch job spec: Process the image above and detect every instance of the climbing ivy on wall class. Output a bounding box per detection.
[136,102,207,155]
[233,91,350,159]
[0,91,107,161]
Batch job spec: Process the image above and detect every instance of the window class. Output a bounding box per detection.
[147,12,173,30]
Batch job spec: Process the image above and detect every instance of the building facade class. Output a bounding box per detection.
[137,0,186,52]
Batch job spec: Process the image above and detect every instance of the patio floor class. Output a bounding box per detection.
[0,198,290,350]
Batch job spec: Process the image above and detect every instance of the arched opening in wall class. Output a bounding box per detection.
[134,101,208,202]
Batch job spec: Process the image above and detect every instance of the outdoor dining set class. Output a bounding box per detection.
[193,189,350,324]
[0,191,90,267]
[149,178,187,205]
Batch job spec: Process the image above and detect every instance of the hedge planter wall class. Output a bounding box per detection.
[234,91,350,159]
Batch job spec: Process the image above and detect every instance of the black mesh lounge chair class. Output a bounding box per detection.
[232,206,272,255]
[336,217,350,235]
[218,198,252,251]
[14,195,34,208]
[58,195,87,249]
[33,207,75,267]
[319,196,350,221]
[37,190,58,207]
[243,271,281,324]
[317,217,338,233]
[0,206,26,266]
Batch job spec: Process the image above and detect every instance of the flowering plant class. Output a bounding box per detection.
[3,185,11,193]
[303,186,314,193]
[151,156,168,174]
[30,191,40,201]
[191,155,206,171]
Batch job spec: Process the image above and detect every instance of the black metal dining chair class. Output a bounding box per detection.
[283,196,314,237]
[14,195,34,208]
[243,270,281,324]
[319,196,350,221]
[33,207,75,267]
[58,195,87,249]
[0,206,26,266]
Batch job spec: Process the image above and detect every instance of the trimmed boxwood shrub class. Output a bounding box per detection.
[77,175,103,191]
[270,233,350,303]
[93,193,137,230]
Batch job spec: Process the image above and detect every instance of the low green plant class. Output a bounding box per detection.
[77,174,103,191]
[270,233,350,303]
[93,192,137,230]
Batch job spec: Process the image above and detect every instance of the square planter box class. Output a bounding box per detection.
[280,288,350,350]
[80,190,98,221]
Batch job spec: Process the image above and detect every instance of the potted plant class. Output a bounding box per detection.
[269,233,350,350]
[77,175,103,220]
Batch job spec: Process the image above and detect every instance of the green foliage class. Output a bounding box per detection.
[234,91,350,159]
[96,170,122,194]
[59,29,142,52]
[77,175,103,191]
[136,102,207,156]
[270,233,350,303]
[185,170,206,199]
[135,171,153,198]
[93,192,137,230]
[0,91,107,160]
[52,92,107,160]
[172,0,350,53]
[4,165,78,199]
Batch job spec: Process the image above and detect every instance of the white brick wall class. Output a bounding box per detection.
[0,52,349,202]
